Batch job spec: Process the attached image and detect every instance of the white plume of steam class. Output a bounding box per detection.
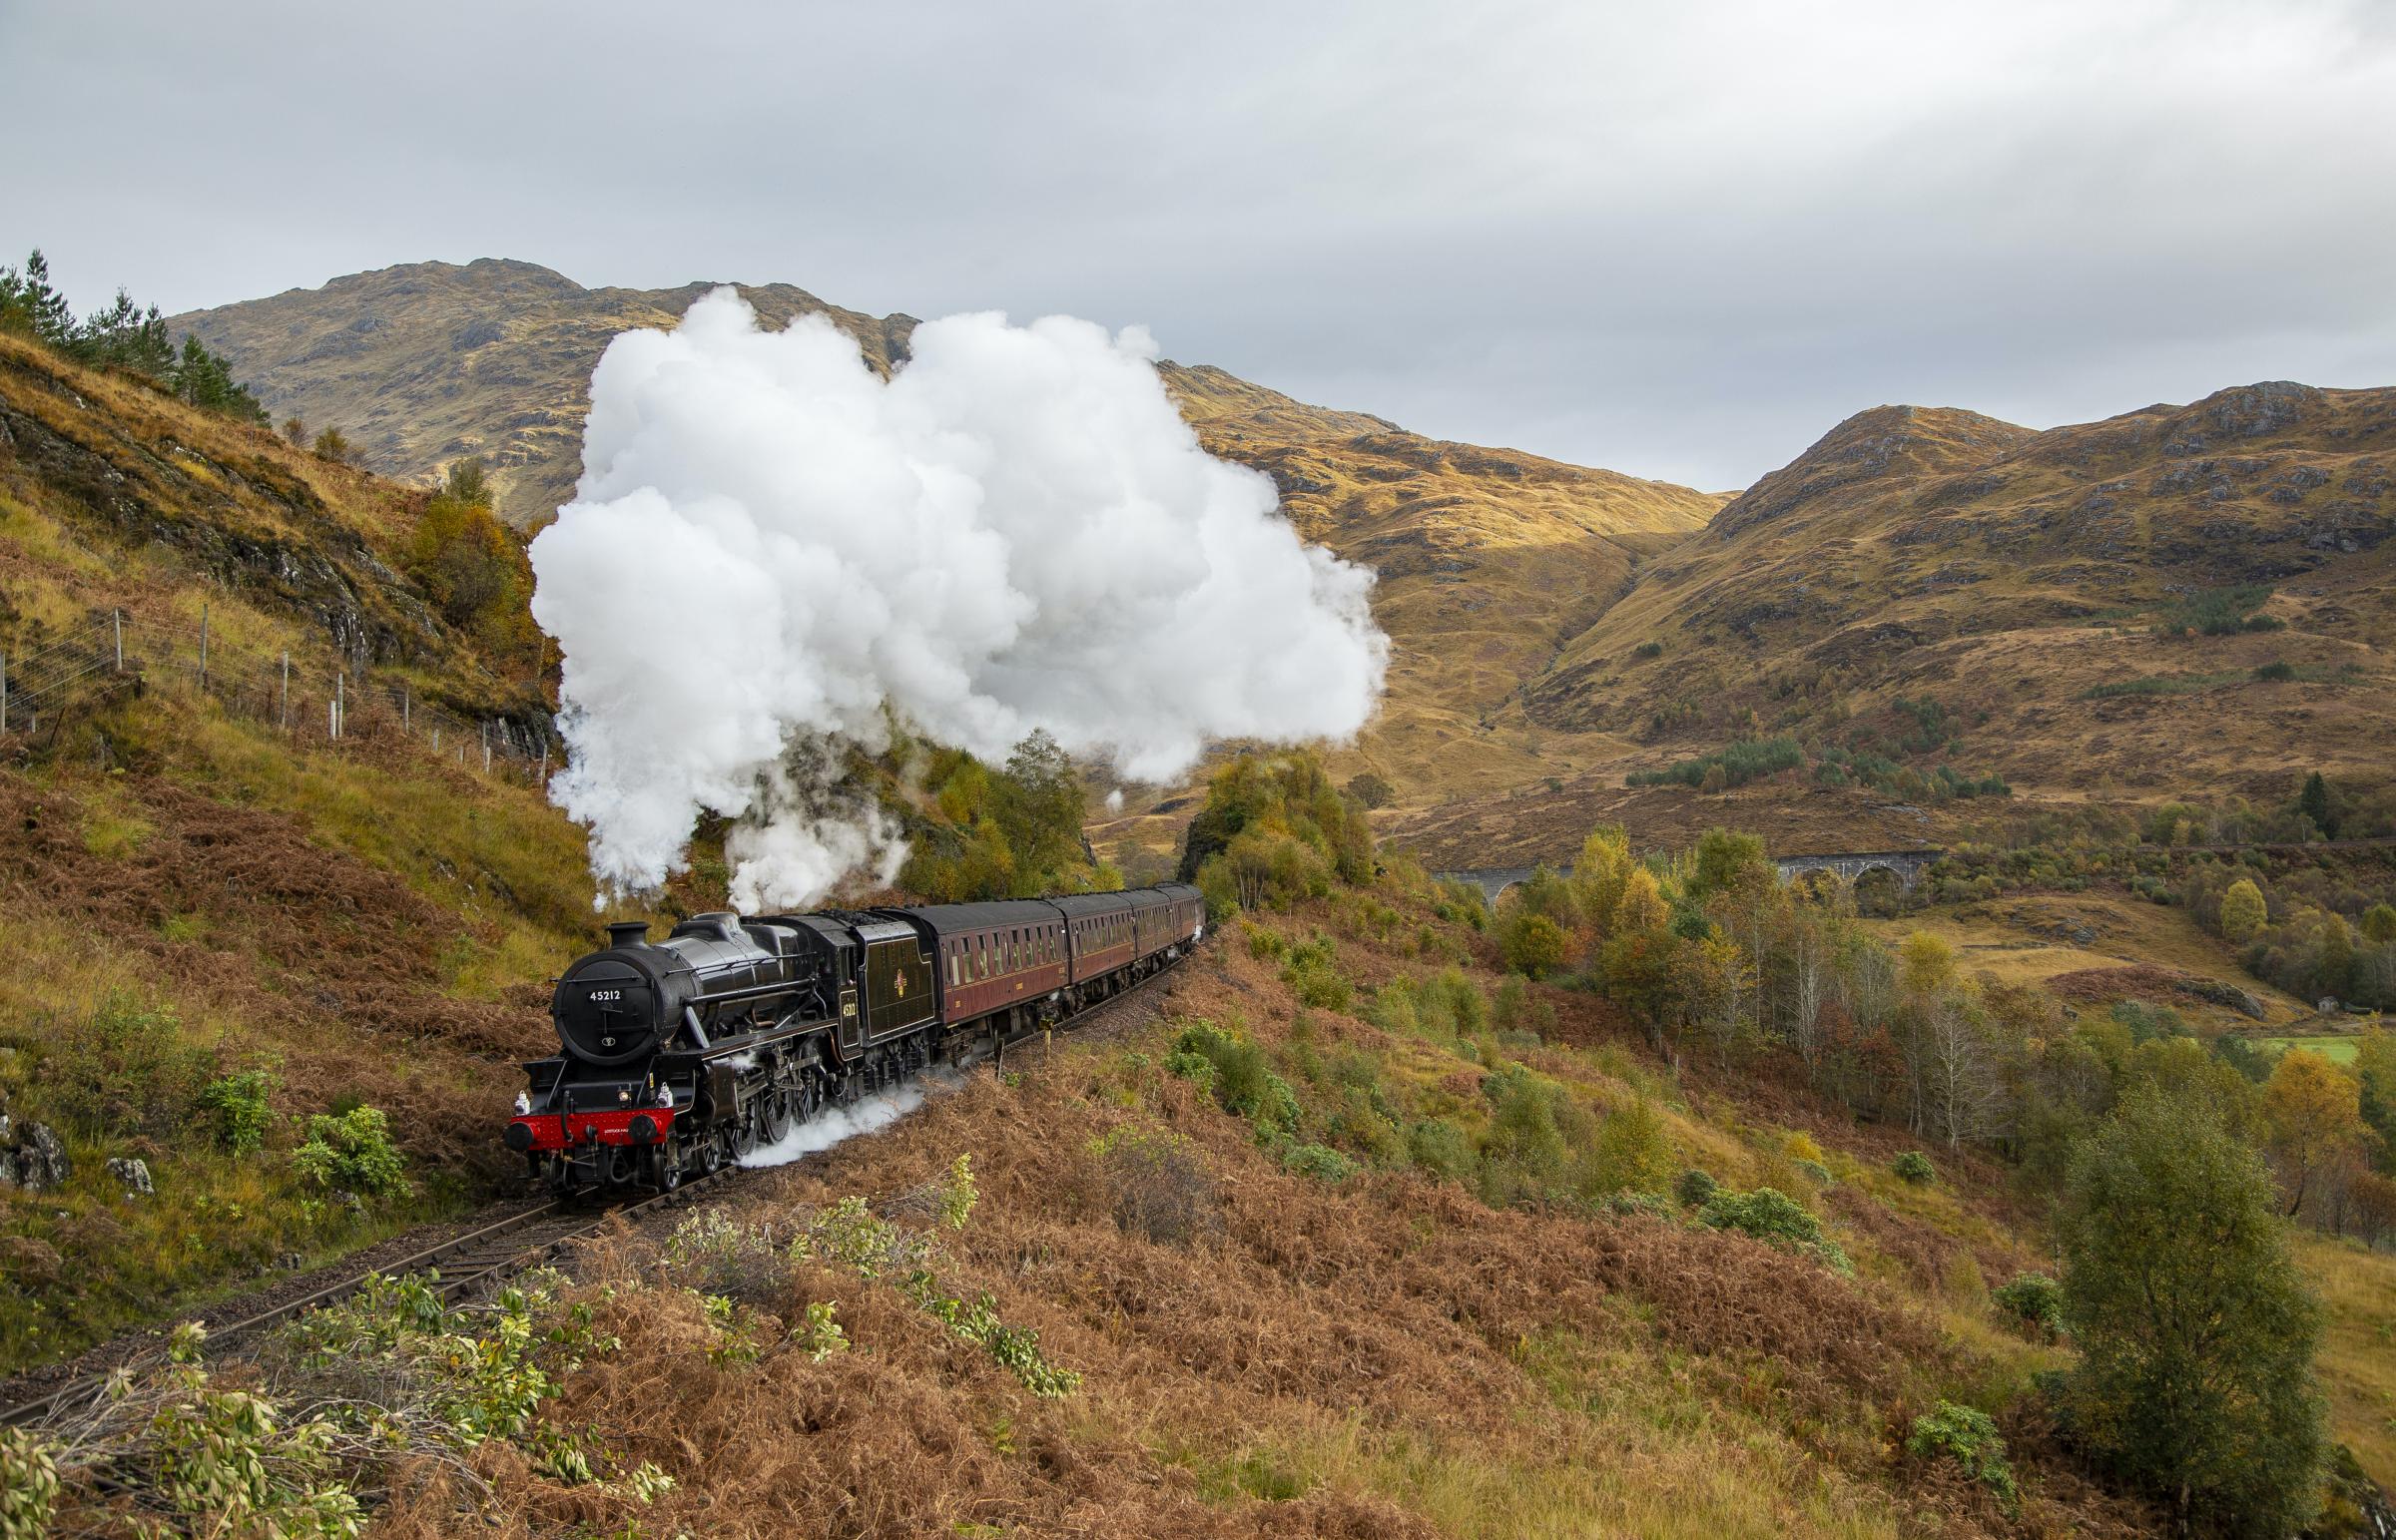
[531,287,1388,908]
[736,1073,948,1170]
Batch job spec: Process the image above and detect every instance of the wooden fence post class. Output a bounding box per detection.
[200,604,209,688]
[113,611,123,672]
[280,652,290,729]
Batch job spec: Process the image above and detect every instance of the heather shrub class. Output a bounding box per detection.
[44,991,214,1142]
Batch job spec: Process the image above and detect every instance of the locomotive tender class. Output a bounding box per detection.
[505,883,1205,1193]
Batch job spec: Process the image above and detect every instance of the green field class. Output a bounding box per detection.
[2253,1035,2362,1064]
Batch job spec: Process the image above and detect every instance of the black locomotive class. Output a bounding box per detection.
[505,883,1205,1193]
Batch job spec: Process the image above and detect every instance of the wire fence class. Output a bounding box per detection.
[0,607,555,785]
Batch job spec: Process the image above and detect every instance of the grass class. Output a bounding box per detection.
[2080,671,2244,701]
[0,908,470,1369]
[2253,1036,2362,1065]
[2295,1235,2396,1486]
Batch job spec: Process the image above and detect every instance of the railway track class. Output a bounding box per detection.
[0,940,1198,1432]
[0,1170,735,1430]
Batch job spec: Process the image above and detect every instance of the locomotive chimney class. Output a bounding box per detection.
[606,920,650,948]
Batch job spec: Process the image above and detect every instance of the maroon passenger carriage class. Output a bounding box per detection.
[505,883,1205,1194]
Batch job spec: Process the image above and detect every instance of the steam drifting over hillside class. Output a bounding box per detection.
[530,288,1388,907]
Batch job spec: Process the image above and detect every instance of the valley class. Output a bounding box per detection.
[0,257,2388,1537]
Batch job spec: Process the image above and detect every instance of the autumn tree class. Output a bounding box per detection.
[1611,866,1670,937]
[1685,826,1768,901]
[282,415,308,447]
[1501,912,1569,979]
[2261,1051,2370,1218]
[312,426,353,464]
[1571,825,1633,940]
[2218,878,2267,945]
[2060,1086,2325,1536]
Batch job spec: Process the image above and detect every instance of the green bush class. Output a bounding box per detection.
[1498,913,1570,979]
[1492,975,1555,1040]
[1907,1401,2018,1511]
[1406,1119,1477,1183]
[1698,1187,1852,1275]
[1282,1143,1359,1183]
[201,1070,279,1155]
[44,991,215,1141]
[291,1107,409,1200]
[1280,934,1351,1011]
[1893,1151,1937,1185]
[0,1426,60,1539]
[1674,1168,1718,1208]
[1992,1273,2064,1337]
[1173,1022,1299,1139]
[1163,1049,1217,1095]
[1582,1099,1674,1199]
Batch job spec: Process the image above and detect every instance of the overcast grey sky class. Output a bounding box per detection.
[3,0,2393,488]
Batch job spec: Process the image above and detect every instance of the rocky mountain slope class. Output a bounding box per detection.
[171,261,1724,824]
[1388,384,2396,864]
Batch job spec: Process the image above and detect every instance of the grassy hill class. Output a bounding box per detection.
[171,261,1724,834]
[0,329,626,1363]
[1385,385,2396,866]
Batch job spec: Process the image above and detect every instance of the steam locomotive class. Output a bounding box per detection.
[504,883,1205,1194]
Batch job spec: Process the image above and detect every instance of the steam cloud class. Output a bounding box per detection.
[530,287,1387,907]
[736,1073,951,1170]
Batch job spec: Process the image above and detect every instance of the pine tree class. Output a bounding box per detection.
[2060,1086,2326,1535]
[2297,771,2334,838]
[19,250,74,344]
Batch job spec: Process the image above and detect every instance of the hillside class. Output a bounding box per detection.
[1386,385,2396,865]
[170,261,1725,829]
[6,328,2393,1536]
